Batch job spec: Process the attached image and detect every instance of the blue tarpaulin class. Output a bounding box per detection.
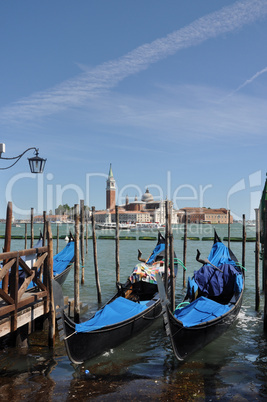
[193,242,243,298]
[174,296,231,327]
[53,241,74,276]
[146,242,165,265]
[75,297,148,333]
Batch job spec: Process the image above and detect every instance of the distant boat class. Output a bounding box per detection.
[95,222,135,230]
[130,222,165,232]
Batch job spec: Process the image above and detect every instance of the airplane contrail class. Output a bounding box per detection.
[1,0,267,122]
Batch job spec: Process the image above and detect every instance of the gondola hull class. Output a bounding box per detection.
[61,295,162,364]
[164,286,244,361]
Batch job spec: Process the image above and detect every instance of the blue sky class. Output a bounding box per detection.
[1,0,267,220]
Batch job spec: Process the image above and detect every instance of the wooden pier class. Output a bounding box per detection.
[0,225,55,347]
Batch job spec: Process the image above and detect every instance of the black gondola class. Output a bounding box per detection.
[56,232,178,364]
[157,231,244,361]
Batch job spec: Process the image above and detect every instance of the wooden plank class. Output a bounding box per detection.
[0,258,16,281]
[0,246,48,261]
[0,288,14,305]
[33,252,48,269]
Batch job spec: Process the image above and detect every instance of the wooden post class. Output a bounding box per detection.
[255,208,260,312]
[169,203,175,311]
[56,223,59,254]
[42,211,46,246]
[2,201,12,293]
[228,210,231,250]
[183,211,187,288]
[44,222,56,348]
[264,199,267,332]
[86,217,88,255]
[164,200,169,292]
[115,205,120,284]
[47,221,55,348]
[92,206,101,303]
[31,207,34,248]
[24,223,27,249]
[74,204,80,323]
[242,214,246,273]
[80,200,85,285]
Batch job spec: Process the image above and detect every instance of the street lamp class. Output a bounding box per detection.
[0,143,46,173]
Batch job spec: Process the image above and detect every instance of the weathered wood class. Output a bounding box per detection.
[10,254,19,332]
[0,258,16,281]
[264,199,267,332]
[24,223,27,249]
[228,210,231,250]
[255,208,260,311]
[80,199,85,285]
[86,218,88,254]
[56,223,59,254]
[183,211,187,288]
[92,206,101,303]
[168,202,175,311]
[74,204,80,323]
[164,200,169,291]
[31,207,34,248]
[2,201,12,292]
[0,246,47,260]
[43,211,46,246]
[242,214,246,273]
[115,205,120,284]
[47,222,55,348]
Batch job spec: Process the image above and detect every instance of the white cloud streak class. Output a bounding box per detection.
[1,0,267,123]
[228,66,267,96]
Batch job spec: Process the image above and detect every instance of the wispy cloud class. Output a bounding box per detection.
[1,0,267,123]
[227,66,267,97]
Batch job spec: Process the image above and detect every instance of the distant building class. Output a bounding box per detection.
[179,207,233,224]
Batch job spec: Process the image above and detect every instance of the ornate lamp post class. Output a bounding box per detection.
[0,143,46,173]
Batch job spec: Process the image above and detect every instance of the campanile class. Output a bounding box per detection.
[106,163,116,210]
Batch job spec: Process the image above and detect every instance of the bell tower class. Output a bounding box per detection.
[106,164,116,210]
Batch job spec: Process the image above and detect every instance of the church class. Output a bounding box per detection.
[95,164,178,225]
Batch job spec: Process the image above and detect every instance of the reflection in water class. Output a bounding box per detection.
[0,223,266,400]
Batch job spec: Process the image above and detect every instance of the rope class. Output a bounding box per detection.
[235,262,247,272]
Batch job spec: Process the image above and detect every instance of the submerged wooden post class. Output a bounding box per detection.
[3,201,12,292]
[242,214,246,272]
[80,199,85,285]
[24,223,27,249]
[47,221,55,348]
[164,200,169,292]
[264,199,267,332]
[183,211,187,288]
[255,208,260,312]
[228,210,231,250]
[31,207,34,248]
[74,204,80,323]
[92,206,101,303]
[115,205,120,284]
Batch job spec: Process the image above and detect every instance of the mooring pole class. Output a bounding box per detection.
[56,223,59,254]
[169,203,175,311]
[242,214,246,275]
[3,201,12,293]
[31,207,34,248]
[92,206,101,303]
[47,221,55,348]
[80,199,85,285]
[43,211,46,247]
[164,200,169,292]
[24,223,27,249]
[86,216,88,255]
[115,205,120,284]
[183,211,187,288]
[264,199,267,332]
[228,210,231,250]
[74,204,80,323]
[255,208,260,312]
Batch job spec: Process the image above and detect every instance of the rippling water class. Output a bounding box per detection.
[0,223,266,401]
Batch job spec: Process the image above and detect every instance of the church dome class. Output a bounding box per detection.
[141,188,153,203]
